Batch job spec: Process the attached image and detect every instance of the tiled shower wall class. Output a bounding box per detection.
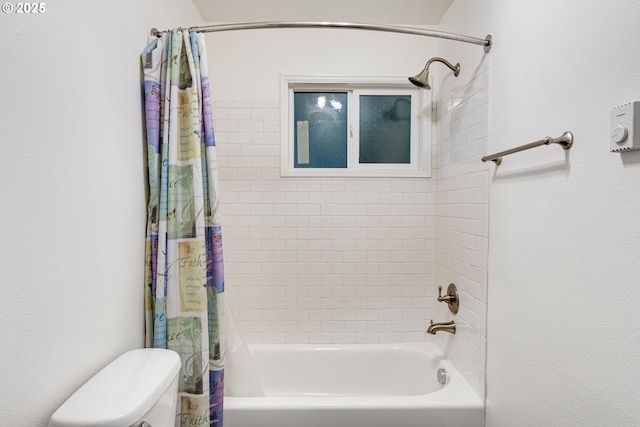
[214,100,436,344]
[212,69,490,398]
[433,66,490,398]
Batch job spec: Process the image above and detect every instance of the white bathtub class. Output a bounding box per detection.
[224,342,484,427]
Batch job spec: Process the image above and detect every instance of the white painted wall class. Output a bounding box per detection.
[0,2,201,425]
[206,28,438,100]
[441,0,640,425]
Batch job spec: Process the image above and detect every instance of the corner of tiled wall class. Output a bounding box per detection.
[433,66,491,399]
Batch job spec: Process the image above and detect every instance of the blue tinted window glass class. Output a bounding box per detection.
[359,95,411,164]
[294,92,348,168]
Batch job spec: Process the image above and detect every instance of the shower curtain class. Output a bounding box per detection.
[141,30,225,427]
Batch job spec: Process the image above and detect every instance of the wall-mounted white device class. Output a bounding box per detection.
[610,101,640,152]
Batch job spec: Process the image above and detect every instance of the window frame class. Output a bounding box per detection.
[280,75,432,178]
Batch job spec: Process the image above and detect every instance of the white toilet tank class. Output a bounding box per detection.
[49,348,181,427]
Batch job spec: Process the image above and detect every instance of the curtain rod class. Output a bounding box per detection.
[150,21,492,52]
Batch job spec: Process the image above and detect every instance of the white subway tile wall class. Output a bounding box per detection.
[433,67,490,399]
[213,69,490,398]
[215,100,436,346]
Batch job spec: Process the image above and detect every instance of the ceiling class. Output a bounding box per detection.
[191,0,454,25]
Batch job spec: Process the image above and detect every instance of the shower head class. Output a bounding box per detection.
[409,57,460,90]
[409,68,432,89]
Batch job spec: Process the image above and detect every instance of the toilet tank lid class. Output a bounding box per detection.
[49,348,181,427]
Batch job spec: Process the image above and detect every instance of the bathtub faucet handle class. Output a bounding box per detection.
[436,285,452,302]
[437,283,459,314]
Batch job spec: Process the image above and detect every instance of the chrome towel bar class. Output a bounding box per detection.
[482,131,574,166]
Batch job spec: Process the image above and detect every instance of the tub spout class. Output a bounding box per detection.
[426,320,456,335]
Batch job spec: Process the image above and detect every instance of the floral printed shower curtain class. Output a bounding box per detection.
[141,30,225,427]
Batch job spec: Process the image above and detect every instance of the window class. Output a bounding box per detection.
[281,76,431,177]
